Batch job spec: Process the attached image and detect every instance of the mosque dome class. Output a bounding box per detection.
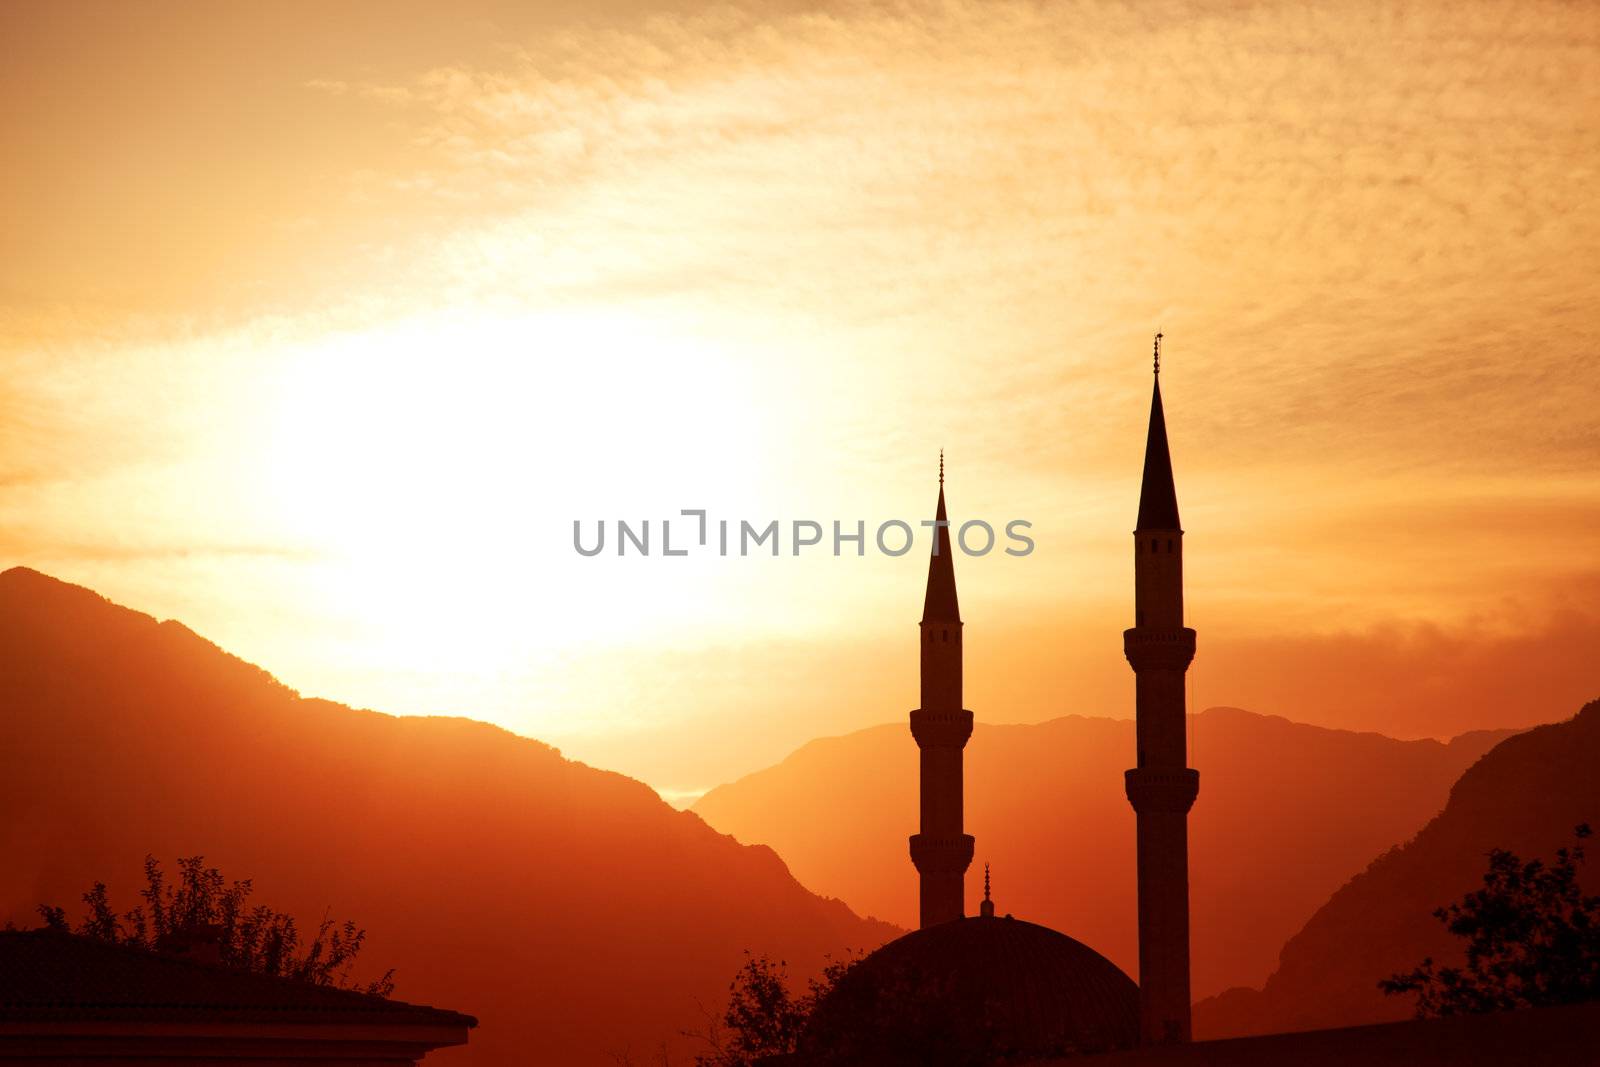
[799,913,1139,1065]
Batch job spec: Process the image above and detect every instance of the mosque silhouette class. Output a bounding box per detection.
[797,338,1195,1062]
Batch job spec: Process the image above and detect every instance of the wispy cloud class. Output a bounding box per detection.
[321,0,1600,482]
[2,0,1597,786]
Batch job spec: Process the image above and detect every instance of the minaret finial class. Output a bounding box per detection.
[939,448,944,487]
[1154,331,1163,377]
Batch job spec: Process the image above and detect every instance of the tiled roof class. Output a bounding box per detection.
[0,929,476,1028]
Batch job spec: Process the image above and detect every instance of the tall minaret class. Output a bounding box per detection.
[908,453,974,928]
[1124,335,1199,1044]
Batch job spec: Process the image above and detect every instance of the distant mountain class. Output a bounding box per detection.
[692,708,1518,999]
[1195,698,1600,1038]
[0,568,898,1066]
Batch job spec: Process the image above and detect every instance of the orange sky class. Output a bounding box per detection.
[3,1,1597,799]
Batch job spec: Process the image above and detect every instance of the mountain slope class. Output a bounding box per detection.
[692,708,1516,998]
[1195,698,1600,1038]
[0,567,898,1066]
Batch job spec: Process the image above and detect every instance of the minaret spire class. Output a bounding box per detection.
[922,456,960,624]
[1137,341,1181,532]
[909,455,973,928]
[1124,339,1199,1045]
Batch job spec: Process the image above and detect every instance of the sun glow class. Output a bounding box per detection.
[4,0,1597,794]
[254,308,775,718]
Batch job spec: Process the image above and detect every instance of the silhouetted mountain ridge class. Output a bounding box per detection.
[1195,697,1600,1038]
[0,567,898,1066]
[694,705,1522,998]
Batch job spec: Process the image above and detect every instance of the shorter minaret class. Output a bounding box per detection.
[908,453,974,928]
[1124,334,1199,1044]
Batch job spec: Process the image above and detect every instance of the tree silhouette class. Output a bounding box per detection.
[39,855,394,996]
[688,951,859,1066]
[1381,824,1600,1016]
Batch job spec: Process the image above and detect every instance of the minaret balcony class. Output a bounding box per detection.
[1122,627,1196,671]
[909,832,975,874]
[1124,767,1200,813]
[909,708,974,748]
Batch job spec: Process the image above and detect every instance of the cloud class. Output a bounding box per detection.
[2,0,1597,786]
[319,0,1599,482]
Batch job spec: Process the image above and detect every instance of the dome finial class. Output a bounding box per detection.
[980,862,995,918]
[1153,331,1163,377]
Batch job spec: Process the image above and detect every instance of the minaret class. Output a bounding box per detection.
[1124,334,1199,1044]
[908,452,974,928]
